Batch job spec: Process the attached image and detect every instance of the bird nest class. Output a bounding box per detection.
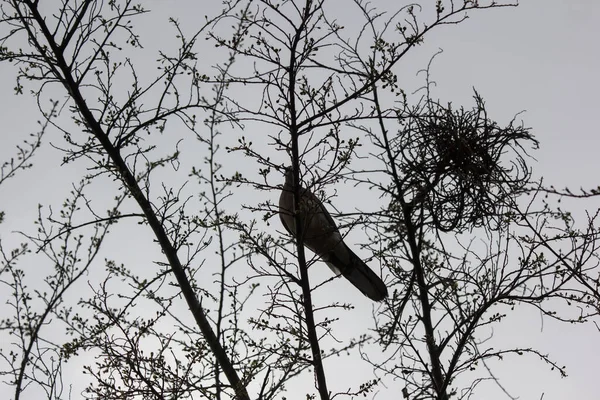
[395,92,537,232]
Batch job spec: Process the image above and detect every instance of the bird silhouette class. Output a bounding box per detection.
[279,168,387,301]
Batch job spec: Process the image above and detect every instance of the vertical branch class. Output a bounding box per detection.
[287,1,330,399]
[201,10,251,394]
[371,82,448,399]
[207,74,230,400]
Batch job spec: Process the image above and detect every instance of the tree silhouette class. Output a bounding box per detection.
[0,1,598,400]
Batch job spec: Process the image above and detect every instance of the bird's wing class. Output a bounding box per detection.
[279,183,344,256]
[301,187,338,232]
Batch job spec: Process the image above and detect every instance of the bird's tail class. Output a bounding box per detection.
[336,246,388,302]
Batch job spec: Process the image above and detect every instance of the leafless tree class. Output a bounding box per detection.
[0,1,598,400]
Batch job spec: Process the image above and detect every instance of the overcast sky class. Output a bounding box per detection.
[0,1,598,399]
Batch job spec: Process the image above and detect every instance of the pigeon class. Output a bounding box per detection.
[279,168,387,301]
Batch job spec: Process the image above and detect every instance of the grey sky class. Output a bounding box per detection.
[0,1,598,399]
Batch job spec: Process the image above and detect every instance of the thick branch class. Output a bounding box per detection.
[20,2,250,399]
[288,1,330,399]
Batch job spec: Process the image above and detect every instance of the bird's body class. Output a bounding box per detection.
[279,168,387,301]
